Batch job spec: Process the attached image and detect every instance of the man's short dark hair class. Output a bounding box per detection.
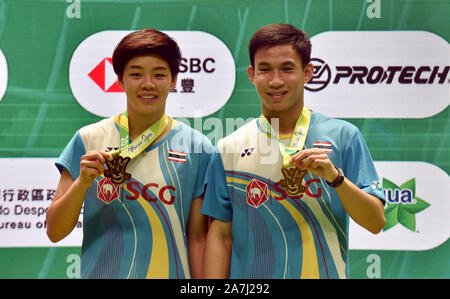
[249,23,311,68]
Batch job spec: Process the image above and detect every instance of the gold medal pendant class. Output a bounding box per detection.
[259,106,312,197]
[278,166,307,197]
[104,155,132,185]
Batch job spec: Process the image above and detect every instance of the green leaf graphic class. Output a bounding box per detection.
[383,205,399,231]
[383,178,399,191]
[382,178,430,232]
[399,178,416,198]
[403,196,430,214]
[398,208,416,232]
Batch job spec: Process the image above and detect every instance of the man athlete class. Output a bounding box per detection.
[201,23,386,279]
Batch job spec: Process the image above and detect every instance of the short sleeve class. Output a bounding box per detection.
[189,129,216,199]
[55,131,86,180]
[342,129,385,205]
[201,148,232,221]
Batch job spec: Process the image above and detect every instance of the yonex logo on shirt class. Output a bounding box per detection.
[240,148,254,157]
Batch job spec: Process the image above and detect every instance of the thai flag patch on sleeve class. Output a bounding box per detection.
[168,149,187,163]
[313,142,332,153]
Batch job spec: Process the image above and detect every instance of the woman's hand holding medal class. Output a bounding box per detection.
[79,150,113,187]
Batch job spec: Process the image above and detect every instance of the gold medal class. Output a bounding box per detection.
[259,106,312,197]
[278,166,307,197]
[104,155,132,185]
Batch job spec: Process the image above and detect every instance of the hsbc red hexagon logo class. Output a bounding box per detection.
[97,177,120,205]
[69,30,235,118]
[88,58,124,92]
[246,179,269,208]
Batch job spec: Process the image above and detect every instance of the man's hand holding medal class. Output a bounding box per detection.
[289,148,340,184]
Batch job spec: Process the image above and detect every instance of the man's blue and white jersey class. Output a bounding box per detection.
[201,111,385,279]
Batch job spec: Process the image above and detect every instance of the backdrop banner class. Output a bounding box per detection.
[0,0,448,279]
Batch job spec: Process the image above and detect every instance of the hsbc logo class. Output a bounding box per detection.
[69,30,235,118]
[304,31,449,118]
[87,57,218,93]
[88,58,123,93]
[0,49,7,103]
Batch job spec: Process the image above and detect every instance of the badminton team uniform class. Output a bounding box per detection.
[56,117,217,279]
[201,111,385,279]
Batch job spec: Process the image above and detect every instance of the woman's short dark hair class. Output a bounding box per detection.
[249,23,311,68]
[112,28,181,79]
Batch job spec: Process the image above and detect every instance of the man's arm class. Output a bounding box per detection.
[203,218,233,278]
[186,197,208,279]
[290,149,386,234]
[334,176,385,234]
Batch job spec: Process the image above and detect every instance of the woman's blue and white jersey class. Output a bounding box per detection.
[56,116,217,279]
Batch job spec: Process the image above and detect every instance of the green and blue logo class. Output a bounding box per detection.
[383,178,430,232]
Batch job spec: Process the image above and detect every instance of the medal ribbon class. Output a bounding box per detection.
[258,106,311,166]
[111,111,169,159]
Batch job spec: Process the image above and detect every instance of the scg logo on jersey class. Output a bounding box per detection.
[305,31,449,118]
[0,49,7,102]
[349,162,450,251]
[69,30,235,118]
